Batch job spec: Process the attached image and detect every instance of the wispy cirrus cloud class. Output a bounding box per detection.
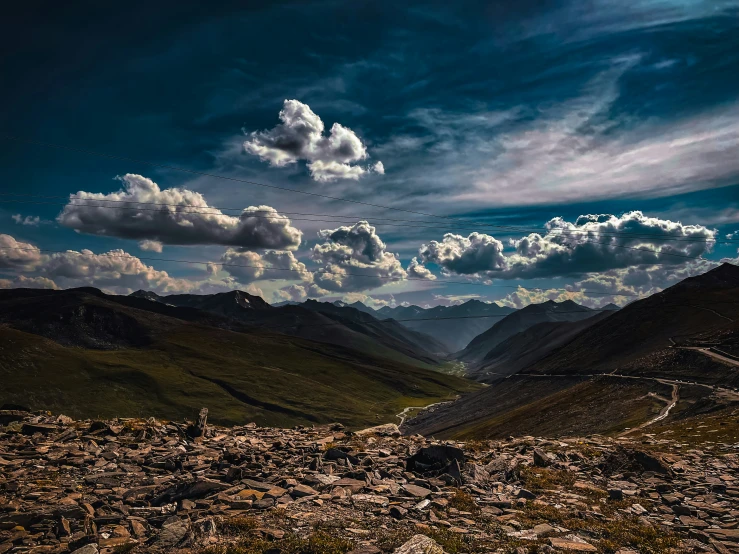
[372,57,739,212]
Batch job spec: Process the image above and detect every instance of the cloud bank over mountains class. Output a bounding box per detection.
[3,204,732,308]
[310,221,407,292]
[416,212,716,280]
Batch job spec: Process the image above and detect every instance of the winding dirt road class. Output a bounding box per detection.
[396,399,456,426]
[675,346,739,367]
[619,383,679,436]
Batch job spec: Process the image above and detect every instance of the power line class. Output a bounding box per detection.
[0,133,477,222]
[286,308,624,327]
[0,245,648,296]
[0,134,728,243]
[1,196,733,244]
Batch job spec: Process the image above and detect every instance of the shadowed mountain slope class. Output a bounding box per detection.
[456,300,608,363]
[0,288,478,427]
[524,263,739,376]
[300,300,449,357]
[403,263,739,440]
[377,300,516,352]
[132,291,443,366]
[469,312,612,382]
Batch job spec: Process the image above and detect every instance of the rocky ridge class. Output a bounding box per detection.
[0,408,737,554]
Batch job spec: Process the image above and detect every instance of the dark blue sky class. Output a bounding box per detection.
[1,1,738,307]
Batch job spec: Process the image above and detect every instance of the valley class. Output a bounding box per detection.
[2,264,739,553]
[2,263,739,438]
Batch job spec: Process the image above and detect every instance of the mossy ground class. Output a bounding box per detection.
[0,324,478,428]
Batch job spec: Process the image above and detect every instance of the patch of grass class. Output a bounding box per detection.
[448,489,479,514]
[597,516,681,554]
[462,439,494,453]
[375,527,472,554]
[221,517,259,536]
[197,528,353,554]
[517,501,679,554]
[518,466,576,491]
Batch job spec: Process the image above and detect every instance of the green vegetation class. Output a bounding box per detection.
[517,501,681,554]
[447,488,480,514]
[518,466,577,492]
[0,323,478,428]
[198,528,353,554]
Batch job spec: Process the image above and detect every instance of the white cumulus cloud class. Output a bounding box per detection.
[243,99,382,182]
[220,249,313,283]
[417,211,716,280]
[12,214,41,226]
[57,174,302,250]
[138,240,163,253]
[311,221,406,292]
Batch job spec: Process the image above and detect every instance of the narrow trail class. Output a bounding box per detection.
[686,304,734,322]
[675,346,739,367]
[619,383,679,436]
[505,372,738,397]
[396,399,456,426]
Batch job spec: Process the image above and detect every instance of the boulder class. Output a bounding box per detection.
[407,445,465,478]
[393,534,446,554]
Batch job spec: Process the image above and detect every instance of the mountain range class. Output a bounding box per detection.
[377,300,516,351]
[132,290,444,366]
[271,298,516,352]
[3,263,737,439]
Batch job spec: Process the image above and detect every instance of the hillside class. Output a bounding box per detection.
[377,300,516,351]
[0,288,477,427]
[403,263,739,441]
[300,299,449,357]
[524,263,739,376]
[133,291,443,366]
[456,300,608,363]
[468,312,611,381]
[131,289,273,314]
[4,410,734,554]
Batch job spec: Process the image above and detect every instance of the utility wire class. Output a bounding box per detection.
[2,243,733,294]
[0,134,729,242]
[0,245,647,295]
[1,197,732,244]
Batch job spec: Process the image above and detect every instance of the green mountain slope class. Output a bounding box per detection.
[0,289,478,428]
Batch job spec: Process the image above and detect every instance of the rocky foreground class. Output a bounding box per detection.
[0,409,738,554]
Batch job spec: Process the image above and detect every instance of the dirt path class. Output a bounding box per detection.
[676,346,739,367]
[396,399,456,426]
[687,304,734,322]
[619,383,679,436]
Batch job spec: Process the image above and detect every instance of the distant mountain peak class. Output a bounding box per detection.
[130,290,161,302]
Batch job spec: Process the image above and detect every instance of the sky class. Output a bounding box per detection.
[1,0,738,309]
